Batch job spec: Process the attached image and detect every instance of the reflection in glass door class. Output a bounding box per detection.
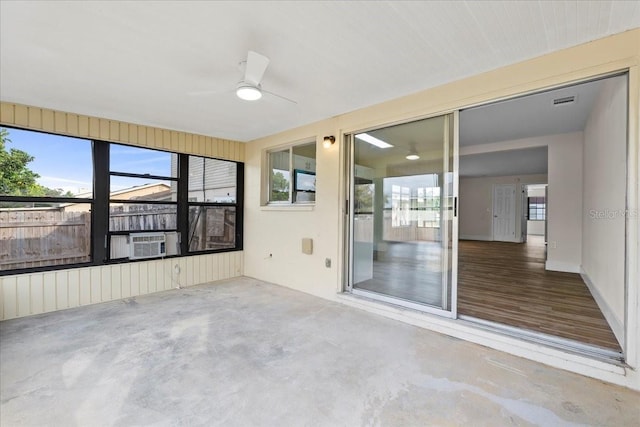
[349,114,457,315]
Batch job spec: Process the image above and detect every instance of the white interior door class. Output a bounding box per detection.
[493,184,516,241]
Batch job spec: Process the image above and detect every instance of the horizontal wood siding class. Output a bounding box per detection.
[0,251,243,320]
[0,102,245,162]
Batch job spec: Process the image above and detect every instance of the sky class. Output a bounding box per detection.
[3,127,173,195]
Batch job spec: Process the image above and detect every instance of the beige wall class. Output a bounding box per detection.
[546,132,584,273]
[582,75,628,344]
[0,103,245,161]
[459,174,547,241]
[1,252,242,320]
[0,103,246,321]
[244,30,640,389]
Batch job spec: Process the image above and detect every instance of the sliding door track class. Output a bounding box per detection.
[458,315,625,365]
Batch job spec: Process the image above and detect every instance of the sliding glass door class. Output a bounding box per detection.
[348,113,457,316]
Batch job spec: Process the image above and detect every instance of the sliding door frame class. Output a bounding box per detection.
[343,111,460,319]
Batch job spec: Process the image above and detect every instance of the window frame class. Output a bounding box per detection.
[0,125,244,276]
[263,139,317,206]
[185,154,243,255]
[527,196,546,221]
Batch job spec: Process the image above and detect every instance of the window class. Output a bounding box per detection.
[266,140,316,204]
[0,126,243,274]
[187,156,239,252]
[391,185,410,227]
[0,128,93,271]
[528,196,546,221]
[415,186,441,228]
[108,144,178,260]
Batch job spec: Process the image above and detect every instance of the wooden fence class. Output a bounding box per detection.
[0,209,91,270]
[188,207,236,251]
[109,204,177,232]
[1,204,235,270]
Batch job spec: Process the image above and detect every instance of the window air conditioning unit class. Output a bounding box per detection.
[129,232,166,260]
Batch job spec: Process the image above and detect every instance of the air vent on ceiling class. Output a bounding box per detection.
[553,96,575,106]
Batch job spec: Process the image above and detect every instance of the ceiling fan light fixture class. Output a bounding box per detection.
[236,83,262,101]
[406,154,420,160]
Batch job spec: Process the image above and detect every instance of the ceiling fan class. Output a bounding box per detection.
[190,50,296,104]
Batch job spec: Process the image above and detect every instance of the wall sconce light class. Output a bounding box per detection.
[323,135,336,149]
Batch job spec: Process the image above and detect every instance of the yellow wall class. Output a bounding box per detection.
[0,103,246,321]
[244,29,640,389]
[0,103,245,162]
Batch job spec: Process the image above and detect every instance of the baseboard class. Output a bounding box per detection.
[581,269,624,347]
[545,260,581,273]
[459,235,492,241]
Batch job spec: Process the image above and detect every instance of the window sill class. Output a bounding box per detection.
[260,204,315,212]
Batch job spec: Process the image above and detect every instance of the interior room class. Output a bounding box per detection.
[457,75,627,354]
[1,2,639,425]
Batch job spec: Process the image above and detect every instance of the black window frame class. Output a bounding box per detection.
[0,125,244,276]
[527,196,546,221]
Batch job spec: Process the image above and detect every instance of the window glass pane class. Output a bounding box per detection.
[292,142,316,203]
[1,127,93,197]
[0,202,91,270]
[109,177,177,201]
[269,149,290,202]
[188,156,237,202]
[110,144,175,177]
[109,203,177,232]
[188,206,236,251]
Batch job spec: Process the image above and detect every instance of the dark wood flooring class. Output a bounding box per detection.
[458,236,621,351]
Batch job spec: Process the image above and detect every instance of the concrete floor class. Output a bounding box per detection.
[1,278,638,426]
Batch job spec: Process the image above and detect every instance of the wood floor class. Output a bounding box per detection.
[458,236,621,351]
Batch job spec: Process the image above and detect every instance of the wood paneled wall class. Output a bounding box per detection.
[0,102,245,162]
[0,102,245,321]
[1,252,243,320]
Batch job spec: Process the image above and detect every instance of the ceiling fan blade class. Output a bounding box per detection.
[263,89,298,105]
[244,50,270,85]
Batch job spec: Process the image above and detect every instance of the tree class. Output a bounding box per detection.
[271,170,289,201]
[0,128,42,196]
[0,128,74,197]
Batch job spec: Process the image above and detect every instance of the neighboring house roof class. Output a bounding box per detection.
[73,183,172,200]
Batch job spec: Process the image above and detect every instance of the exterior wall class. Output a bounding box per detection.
[0,103,245,321]
[244,30,640,390]
[582,75,628,345]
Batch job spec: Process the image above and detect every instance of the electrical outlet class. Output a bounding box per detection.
[325,258,331,268]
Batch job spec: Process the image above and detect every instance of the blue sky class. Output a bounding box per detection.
[3,127,173,194]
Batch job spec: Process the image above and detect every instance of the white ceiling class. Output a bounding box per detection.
[1,1,639,142]
[459,77,606,146]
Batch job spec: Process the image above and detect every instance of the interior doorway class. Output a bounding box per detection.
[523,184,547,244]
